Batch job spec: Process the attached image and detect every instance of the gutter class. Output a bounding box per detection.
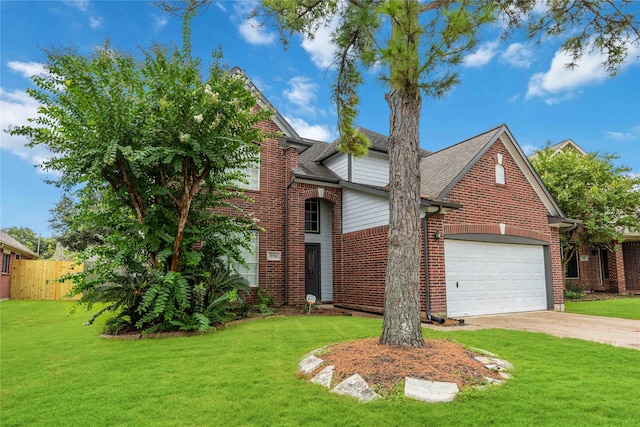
[283,175,296,305]
[423,206,445,324]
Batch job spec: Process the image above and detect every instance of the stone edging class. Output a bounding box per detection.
[299,346,513,403]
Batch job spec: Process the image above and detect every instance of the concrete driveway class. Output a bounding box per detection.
[459,311,640,350]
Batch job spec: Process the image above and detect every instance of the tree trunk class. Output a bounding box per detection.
[379,0,425,347]
[379,85,424,347]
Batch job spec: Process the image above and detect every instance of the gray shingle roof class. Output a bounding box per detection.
[0,230,38,257]
[297,140,342,182]
[419,124,505,199]
[316,127,430,162]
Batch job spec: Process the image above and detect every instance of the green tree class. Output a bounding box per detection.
[7,12,271,332]
[258,0,639,346]
[48,194,107,252]
[530,147,640,273]
[1,226,56,259]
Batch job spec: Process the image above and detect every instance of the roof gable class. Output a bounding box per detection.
[420,124,566,218]
[420,125,503,199]
[230,67,301,140]
[548,139,587,156]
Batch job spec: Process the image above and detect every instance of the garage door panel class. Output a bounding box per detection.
[445,240,547,317]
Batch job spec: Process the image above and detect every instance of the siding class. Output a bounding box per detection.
[352,151,389,186]
[324,153,349,180]
[305,200,333,301]
[342,189,389,233]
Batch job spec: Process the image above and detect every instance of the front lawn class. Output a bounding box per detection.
[565,297,640,320]
[2,301,639,426]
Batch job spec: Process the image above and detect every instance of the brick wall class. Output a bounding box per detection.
[340,225,389,309]
[439,138,564,308]
[0,251,12,300]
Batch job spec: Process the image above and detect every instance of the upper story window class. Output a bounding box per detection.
[237,163,260,191]
[305,199,320,233]
[495,153,505,185]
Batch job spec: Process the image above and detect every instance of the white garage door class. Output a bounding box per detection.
[445,240,547,317]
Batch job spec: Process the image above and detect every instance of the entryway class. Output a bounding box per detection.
[305,244,321,299]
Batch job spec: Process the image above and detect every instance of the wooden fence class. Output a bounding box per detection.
[10,260,83,300]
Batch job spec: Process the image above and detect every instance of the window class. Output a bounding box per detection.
[237,163,260,190]
[2,253,10,274]
[236,230,258,287]
[305,199,320,233]
[565,250,579,279]
[600,249,609,280]
[495,153,505,184]
[15,254,20,260]
[495,164,505,184]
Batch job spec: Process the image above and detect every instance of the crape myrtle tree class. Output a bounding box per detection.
[8,12,272,333]
[530,146,640,277]
[257,0,639,347]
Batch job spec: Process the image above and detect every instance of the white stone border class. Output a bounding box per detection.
[299,347,513,403]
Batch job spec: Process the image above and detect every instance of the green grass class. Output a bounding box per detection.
[2,301,639,426]
[565,297,640,320]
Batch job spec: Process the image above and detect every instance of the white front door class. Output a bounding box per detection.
[445,240,547,317]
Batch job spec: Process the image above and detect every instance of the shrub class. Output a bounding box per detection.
[256,288,275,316]
[564,281,584,300]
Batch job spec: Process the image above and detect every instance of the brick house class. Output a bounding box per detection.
[230,69,575,318]
[538,139,640,294]
[0,230,38,300]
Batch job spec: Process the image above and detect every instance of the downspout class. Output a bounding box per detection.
[423,206,445,324]
[284,175,295,305]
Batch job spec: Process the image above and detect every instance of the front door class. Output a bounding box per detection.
[305,244,321,299]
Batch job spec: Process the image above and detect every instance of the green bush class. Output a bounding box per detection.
[255,288,275,316]
[564,281,584,300]
[564,289,585,300]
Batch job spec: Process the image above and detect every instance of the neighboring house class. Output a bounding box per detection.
[536,139,640,294]
[0,230,38,300]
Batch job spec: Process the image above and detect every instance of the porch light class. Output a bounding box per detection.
[434,231,442,240]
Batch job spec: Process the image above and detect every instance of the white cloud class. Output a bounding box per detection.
[89,16,103,29]
[301,18,338,69]
[500,43,533,68]
[521,144,538,156]
[0,89,53,173]
[522,40,640,104]
[7,61,46,79]
[233,1,276,46]
[153,15,168,30]
[238,17,276,46]
[63,0,89,12]
[283,76,318,115]
[605,125,640,141]
[462,40,499,68]
[284,116,332,141]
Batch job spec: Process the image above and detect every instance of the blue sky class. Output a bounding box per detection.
[1,0,639,237]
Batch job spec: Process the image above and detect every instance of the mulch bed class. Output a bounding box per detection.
[572,292,639,301]
[311,338,503,391]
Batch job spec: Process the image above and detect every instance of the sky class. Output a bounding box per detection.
[1,0,639,237]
